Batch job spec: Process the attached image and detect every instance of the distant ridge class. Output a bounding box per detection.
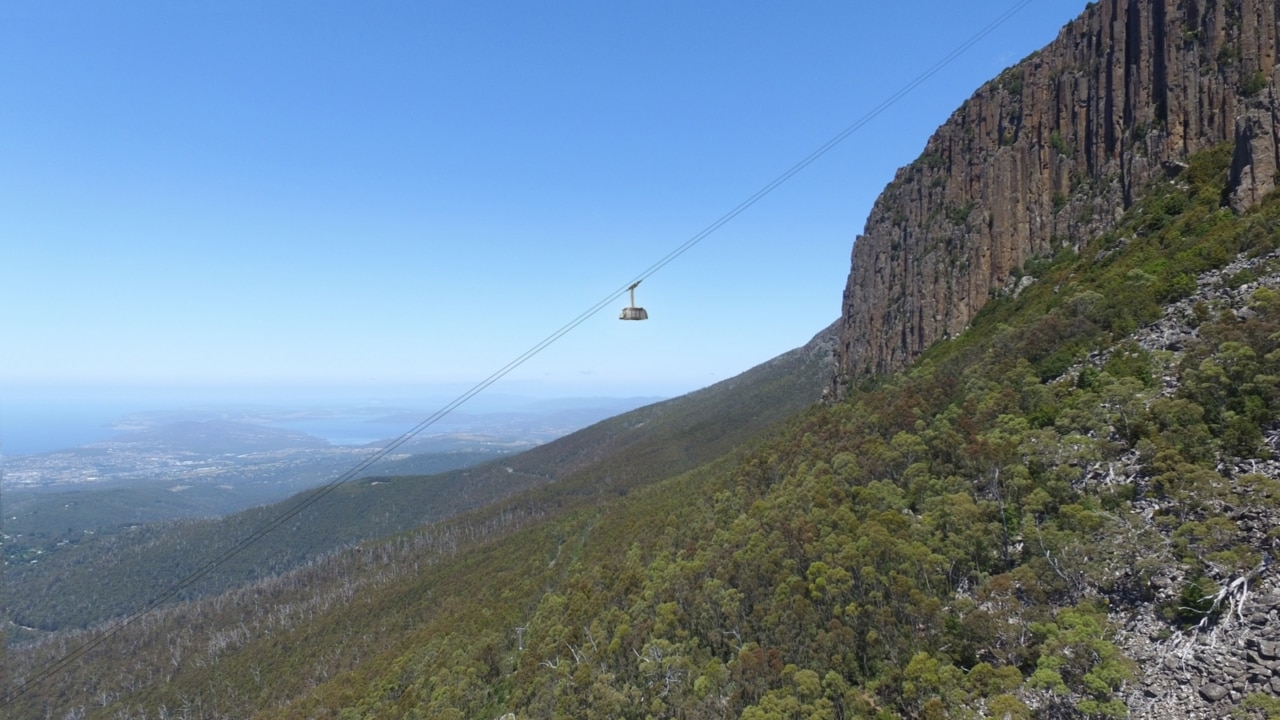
[491,320,837,487]
[3,322,837,634]
[113,419,329,453]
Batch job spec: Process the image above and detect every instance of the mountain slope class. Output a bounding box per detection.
[13,0,1280,716]
[274,148,1280,719]
[1,322,836,636]
[13,147,1280,719]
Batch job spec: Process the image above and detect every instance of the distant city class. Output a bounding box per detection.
[1,396,661,492]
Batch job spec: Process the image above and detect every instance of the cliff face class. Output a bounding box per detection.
[835,0,1280,387]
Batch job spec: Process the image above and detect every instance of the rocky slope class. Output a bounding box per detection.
[835,0,1280,389]
[1090,248,1280,718]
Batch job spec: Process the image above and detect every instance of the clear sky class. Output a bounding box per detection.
[2,0,1089,404]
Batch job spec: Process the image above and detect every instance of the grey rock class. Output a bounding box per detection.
[1200,683,1230,702]
[1229,92,1280,213]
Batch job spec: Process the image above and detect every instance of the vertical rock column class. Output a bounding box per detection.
[834,0,1280,392]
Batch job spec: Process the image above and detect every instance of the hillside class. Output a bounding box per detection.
[1,322,836,637]
[10,0,1280,717]
[9,146,1280,718]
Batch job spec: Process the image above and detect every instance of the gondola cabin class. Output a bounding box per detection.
[620,281,648,320]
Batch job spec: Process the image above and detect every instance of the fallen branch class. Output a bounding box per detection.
[1194,555,1269,633]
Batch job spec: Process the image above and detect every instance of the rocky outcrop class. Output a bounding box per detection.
[1125,571,1280,719]
[835,0,1280,390]
[1075,248,1280,718]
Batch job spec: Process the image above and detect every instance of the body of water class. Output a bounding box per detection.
[0,391,649,457]
[1,404,134,456]
[1,405,422,456]
[267,418,402,446]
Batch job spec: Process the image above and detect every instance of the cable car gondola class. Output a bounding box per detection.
[619,281,648,320]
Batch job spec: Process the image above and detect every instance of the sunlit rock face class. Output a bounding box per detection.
[834,0,1280,392]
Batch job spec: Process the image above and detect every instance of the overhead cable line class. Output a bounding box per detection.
[1,0,1034,708]
[621,0,1035,290]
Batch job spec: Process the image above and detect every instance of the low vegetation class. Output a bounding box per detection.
[8,146,1280,718]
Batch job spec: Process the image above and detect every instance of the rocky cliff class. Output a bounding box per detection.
[835,0,1280,389]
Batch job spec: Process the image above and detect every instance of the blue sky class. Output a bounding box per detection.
[2,1,1088,403]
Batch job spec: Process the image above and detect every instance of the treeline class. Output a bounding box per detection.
[3,467,547,635]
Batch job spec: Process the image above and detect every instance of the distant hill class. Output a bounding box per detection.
[112,419,329,453]
[1,398,666,569]
[2,322,835,636]
[479,321,837,488]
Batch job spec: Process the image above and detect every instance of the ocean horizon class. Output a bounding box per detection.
[0,403,412,457]
[1,402,135,456]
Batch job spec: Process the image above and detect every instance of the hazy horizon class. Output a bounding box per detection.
[0,385,669,456]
